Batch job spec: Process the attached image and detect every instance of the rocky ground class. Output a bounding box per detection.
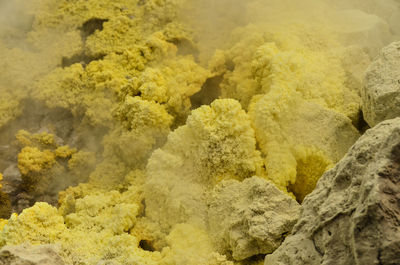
[0,1,399,265]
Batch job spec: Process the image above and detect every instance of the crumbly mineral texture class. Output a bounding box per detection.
[249,98,359,195]
[264,118,400,265]
[15,130,95,205]
[0,181,163,265]
[0,0,396,264]
[362,41,400,127]
[208,176,300,260]
[0,202,67,246]
[144,99,264,242]
[0,244,65,265]
[160,224,233,265]
[213,24,361,196]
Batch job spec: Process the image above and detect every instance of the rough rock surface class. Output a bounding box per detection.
[362,41,400,127]
[264,117,400,265]
[207,176,300,261]
[0,244,65,265]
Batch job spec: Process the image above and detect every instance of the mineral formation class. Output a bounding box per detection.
[0,0,398,264]
[264,118,400,265]
[362,41,400,127]
[208,176,300,260]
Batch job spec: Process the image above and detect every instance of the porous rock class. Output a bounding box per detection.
[362,41,400,127]
[208,176,300,260]
[264,118,400,265]
[0,244,65,265]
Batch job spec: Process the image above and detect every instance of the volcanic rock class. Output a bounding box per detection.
[208,176,300,260]
[362,41,400,127]
[264,118,400,265]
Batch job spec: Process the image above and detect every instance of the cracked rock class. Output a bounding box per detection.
[362,41,400,127]
[264,118,400,265]
[208,176,300,260]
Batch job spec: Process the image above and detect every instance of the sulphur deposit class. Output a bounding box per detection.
[0,0,397,264]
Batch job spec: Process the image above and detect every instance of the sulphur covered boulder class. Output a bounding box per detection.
[144,99,264,240]
[213,29,361,200]
[249,95,360,196]
[0,202,67,246]
[362,41,400,127]
[264,117,400,265]
[145,99,302,261]
[208,176,300,260]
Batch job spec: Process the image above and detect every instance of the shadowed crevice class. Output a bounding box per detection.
[80,18,109,40]
[190,75,223,109]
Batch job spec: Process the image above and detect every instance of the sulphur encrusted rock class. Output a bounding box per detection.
[0,1,395,264]
[249,97,360,195]
[213,26,361,199]
[0,202,67,246]
[264,117,400,265]
[362,41,400,127]
[145,99,264,242]
[208,176,300,260]
[0,244,65,265]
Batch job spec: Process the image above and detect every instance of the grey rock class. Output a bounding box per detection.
[0,244,65,265]
[208,176,300,261]
[14,193,33,214]
[362,41,400,127]
[264,118,400,265]
[2,164,21,194]
[3,164,21,183]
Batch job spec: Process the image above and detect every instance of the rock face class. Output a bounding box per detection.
[0,244,65,265]
[362,41,400,127]
[207,176,300,260]
[264,118,400,265]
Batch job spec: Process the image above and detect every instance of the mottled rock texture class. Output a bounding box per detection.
[0,244,65,265]
[264,117,400,265]
[207,176,300,260]
[362,41,400,127]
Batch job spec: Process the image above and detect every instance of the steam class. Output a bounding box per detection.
[180,0,250,62]
[0,0,92,216]
[181,0,399,62]
[0,0,36,50]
